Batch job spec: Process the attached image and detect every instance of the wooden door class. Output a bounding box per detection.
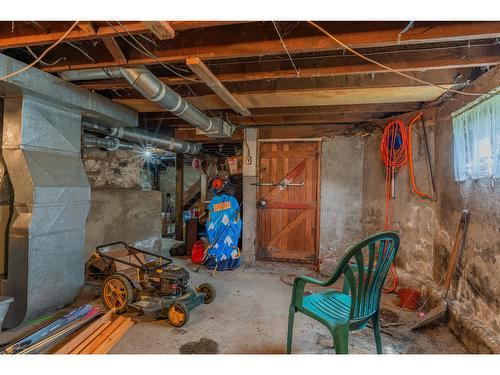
[257,141,320,263]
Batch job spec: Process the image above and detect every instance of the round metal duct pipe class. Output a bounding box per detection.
[83,134,134,151]
[61,66,234,138]
[82,121,201,155]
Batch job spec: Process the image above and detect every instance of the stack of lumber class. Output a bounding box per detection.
[55,309,134,354]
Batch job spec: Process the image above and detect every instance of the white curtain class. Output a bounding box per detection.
[452,93,500,182]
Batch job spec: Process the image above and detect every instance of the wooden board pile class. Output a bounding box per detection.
[55,308,134,354]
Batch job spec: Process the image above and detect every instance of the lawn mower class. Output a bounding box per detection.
[87,242,215,328]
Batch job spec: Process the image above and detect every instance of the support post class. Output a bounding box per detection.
[175,153,184,241]
[199,171,207,212]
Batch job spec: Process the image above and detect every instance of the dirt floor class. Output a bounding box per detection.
[0,259,466,354]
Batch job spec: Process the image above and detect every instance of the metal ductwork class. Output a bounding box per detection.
[83,134,134,151]
[1,95,90,328]
[60,67,235,138]
[82,121,201,155]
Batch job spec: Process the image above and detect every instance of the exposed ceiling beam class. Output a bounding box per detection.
[140,103,423,120]
[438,65,500,116]
[0,22,147,50]
[145,112,380,126]
[77,22,96,35]
[102,37,127,64]
[41,22,500,72]
[114,85,454,112]
[186,57,251,116]
[79,64,474,95]
[143,21,175,40]
[0,21,251,49]
[174,128,243,143]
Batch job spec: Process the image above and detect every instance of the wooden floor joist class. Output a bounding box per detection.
[39,22,500,72]
[186,57,251,116]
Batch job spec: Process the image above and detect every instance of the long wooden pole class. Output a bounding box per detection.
[175,153,184,241]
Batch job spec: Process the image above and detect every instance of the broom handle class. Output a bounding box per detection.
[443,210,469,295]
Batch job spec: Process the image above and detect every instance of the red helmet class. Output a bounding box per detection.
[211,178,224,191]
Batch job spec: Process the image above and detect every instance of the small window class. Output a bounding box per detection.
[452,93,500,181]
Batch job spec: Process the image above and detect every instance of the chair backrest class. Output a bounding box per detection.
[337,231,400,323]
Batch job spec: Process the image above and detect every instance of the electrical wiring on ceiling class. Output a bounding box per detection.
[107,21,201,83]
[25,46,66,66]
[66,41,97,63]
[272,21,300,76]
[307,21,498,98]
[0,21,80,81]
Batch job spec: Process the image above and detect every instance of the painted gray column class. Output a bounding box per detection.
[242,128,257,264]
[1,95,90,328]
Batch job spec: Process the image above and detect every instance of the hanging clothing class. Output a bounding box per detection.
[205,194,242,271]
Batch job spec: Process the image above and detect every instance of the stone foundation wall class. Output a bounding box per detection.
[83,148,143,189]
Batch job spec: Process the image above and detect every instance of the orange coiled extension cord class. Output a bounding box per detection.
[380,119,408,293]
[379,113,433,293]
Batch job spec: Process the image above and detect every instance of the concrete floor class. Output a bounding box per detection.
[0,259,466,354]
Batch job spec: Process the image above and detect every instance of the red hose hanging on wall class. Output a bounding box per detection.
[380,119,408,293]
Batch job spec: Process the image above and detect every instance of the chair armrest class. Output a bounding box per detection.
[291,275,328,308]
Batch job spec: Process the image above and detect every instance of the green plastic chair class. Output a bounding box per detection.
[287,231,400,354]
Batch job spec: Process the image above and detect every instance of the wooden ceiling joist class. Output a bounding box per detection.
[115,84,454,113]
[143,21,175,40]
[186,57,251,116]
[77,22,96,35]
[39,22,500,72]
[102,37,127,64]
[0,21,250,49]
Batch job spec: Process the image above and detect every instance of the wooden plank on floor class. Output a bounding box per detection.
[56,309,116,354]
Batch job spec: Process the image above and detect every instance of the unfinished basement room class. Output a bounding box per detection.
[0,3,499,372]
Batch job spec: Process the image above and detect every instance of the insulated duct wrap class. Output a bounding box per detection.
[1,95,90,328]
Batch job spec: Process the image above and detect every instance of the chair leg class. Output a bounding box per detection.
[286,305,296,354]
[332,323,349,354]
[372,311,383,354]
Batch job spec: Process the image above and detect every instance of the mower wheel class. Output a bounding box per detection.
[167,303,190,328]
[101,274,134,314]
[197,283,216,304]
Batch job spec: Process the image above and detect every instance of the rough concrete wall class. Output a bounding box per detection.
[319,137,364,274]
[362,128,437,282]
[84,188,162,260]
[434,113,500,337]
[83,148,143,189]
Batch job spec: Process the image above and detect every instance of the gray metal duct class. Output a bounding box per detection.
[60,67,235,138]
[1,95,90,328]
[0,54,137,128]
[83,134,134,151]
[82,121,201,155]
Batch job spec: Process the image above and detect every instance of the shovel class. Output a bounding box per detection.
[412,209,469,330]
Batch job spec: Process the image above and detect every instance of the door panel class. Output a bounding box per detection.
[257,141,320,263]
